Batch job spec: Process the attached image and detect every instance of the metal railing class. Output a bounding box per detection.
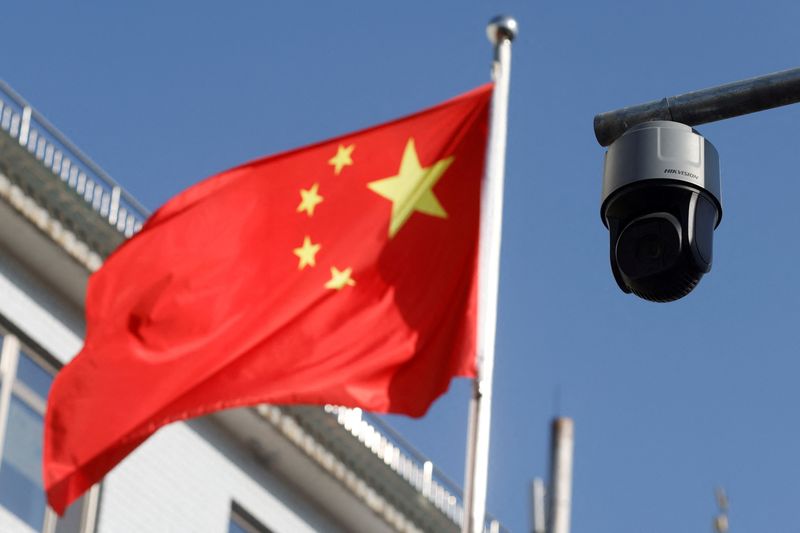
[325,406,504,533]
[0,80,148,237]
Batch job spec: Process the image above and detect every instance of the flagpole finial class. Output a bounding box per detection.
[486,15,518,45]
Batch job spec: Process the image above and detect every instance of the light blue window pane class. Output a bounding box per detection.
[229,507,272,533]
[17,351,53,398]
[229,520,249,533]
[0,396,46,531]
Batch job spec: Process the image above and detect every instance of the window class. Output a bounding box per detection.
[0,329,99,533]
[229,502,272,533]
[0,336,52,531]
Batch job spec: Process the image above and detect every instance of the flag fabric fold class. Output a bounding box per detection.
[44,84,492,514]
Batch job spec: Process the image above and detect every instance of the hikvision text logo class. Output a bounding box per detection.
[664,168,700,180]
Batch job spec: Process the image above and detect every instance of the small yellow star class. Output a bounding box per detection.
[293,236,321,270]
[325,266,356,290]
[328,144,355,175]
[297,183,324,216]
[367,138,453,238]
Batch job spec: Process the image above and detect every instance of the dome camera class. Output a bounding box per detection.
[600,121,722,302]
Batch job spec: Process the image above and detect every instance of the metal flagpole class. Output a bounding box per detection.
[462,15,517,533]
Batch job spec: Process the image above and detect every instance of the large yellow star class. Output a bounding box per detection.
[325,266,356,290]
[293,236,320,270]
[328,144,355,175]
[297,183,323,216]
[367,138,454,238]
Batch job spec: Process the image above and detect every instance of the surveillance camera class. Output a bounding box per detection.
[600,121,722,302]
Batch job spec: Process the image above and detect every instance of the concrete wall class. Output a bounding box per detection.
[0,507,36,533]
[97,419,344,533]
[0,239,83,365]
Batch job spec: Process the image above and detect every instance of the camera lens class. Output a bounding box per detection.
[637,235,663,261]
[616,213,681,280]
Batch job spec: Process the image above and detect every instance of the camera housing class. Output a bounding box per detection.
[600,121,722,302]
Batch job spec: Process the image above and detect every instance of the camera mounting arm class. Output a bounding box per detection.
[594,67,800,147]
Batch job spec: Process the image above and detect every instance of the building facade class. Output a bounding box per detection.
[0,81,503,533]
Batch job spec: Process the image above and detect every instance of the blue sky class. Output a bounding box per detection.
[4,2,800,532]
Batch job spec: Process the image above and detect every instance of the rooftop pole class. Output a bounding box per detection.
[546,418,574,533]
[462,14,517,533]
[594,67,800,146]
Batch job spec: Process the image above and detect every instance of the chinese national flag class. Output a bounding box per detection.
[44,84,492,514]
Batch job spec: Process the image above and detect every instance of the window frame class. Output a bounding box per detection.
[229,501,273,533]
[0,327,100,533]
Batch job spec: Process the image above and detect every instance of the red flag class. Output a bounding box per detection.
[44,84,492,513]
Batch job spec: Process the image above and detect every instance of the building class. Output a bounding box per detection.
[0,80,504,533]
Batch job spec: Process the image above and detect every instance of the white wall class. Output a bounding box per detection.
[0,507,36,533]
[97,418,346,533]
[0,243,83,364]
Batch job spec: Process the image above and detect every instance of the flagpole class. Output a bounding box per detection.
[462,15,517,533]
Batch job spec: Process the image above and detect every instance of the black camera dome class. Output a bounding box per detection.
[600,121,722,302]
